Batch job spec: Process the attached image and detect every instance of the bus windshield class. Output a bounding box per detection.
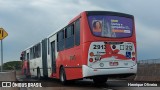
[88,15,133,38]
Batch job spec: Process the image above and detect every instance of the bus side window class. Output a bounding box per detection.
[57,30,64,51]
[27,53,29,60]
[65,24,74,49]
[75,19,80,46]
[30,48,32,60]
[23,51,26,60]
[48,38,50,55]
[36,43,41,58]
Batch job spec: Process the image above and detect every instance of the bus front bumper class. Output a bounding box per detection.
[82,64,137,78]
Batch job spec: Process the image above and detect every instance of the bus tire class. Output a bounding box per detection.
[60,67,67,85]
[37,68,41,80]
[93,76,108,84]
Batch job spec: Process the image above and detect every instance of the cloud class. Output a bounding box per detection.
[0,0,106,63]
[0,0,160,63]
[136,21,160,60]
[88,0,160,60]
[89,0,160,30]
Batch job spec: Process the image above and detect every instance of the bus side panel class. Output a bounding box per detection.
[29,57,43,76]
[82,42,91,67]
[81,13,91,66]
[56,17,84,80]
[65,68,82,80]
[62,46,83,80]
[56,50,66,78]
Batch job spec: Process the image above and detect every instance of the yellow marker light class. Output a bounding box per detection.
[90,52,94,57]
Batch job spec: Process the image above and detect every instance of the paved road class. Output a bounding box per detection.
[17,76,160,90]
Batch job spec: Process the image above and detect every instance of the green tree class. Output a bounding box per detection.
[2,61,22,70]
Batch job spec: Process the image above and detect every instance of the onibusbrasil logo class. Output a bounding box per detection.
[1,82,42,87]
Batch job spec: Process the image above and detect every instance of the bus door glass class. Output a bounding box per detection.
[51,41,56,73]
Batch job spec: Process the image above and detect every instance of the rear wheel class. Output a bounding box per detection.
[93,76,108,84]
[60,67,67,85]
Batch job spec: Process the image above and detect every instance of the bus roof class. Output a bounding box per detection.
[86,11,133,18]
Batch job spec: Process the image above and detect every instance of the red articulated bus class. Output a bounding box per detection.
[20,11,137,84]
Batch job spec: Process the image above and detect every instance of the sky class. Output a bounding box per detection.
[0,0,160,63]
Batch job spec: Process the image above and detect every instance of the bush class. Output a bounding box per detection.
[2,61,22,70]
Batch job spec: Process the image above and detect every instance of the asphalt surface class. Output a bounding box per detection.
[17,76,160,90]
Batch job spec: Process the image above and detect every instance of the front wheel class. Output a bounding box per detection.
[93,76,108,84]
[60,67,67,85]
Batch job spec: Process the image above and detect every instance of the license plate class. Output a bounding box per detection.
[109,62,118,66]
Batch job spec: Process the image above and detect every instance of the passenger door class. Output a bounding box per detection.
[51,41,56,73]
[42,38,48,77]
